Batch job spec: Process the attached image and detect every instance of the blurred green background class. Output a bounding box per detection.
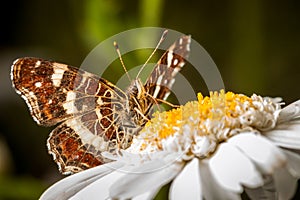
[0,0,300,199]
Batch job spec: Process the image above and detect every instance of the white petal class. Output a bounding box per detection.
[209,143,263,192]
[264,119,300,149]
[40,161,124,200]
[169,158,202,200]
[228,132,286,174]
[244,175,276,200]
[70,164,160,200]
[133,189,160,200]
[199,160,241,200]
[273,167,298,200]
[245,150,300,200]
[278,100,300,123]
[282,149,300,178]
[110,158,184,199]
[70,169,126,200]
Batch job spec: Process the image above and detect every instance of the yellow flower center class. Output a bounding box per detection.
[129,90,279,154]
[197,90,253,120]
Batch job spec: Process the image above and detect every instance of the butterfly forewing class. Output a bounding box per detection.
[11,34,191,174]
[12,58,126,126]
[145,35,191,101]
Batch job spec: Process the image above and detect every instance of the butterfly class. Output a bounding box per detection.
[11,34,191,174]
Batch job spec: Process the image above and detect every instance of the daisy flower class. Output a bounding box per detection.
[40,90,300,200]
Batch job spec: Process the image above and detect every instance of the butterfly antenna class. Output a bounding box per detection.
[136,30,168,79]
[114,41,132,82]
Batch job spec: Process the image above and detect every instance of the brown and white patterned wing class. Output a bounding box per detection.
[47,112,121,174]
[48,102,136,174]
[47,121,105,174]
[11,57,129,174]
[11,57,126,126]
[144,35,191,101]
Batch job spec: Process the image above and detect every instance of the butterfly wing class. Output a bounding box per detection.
[47,112,122,174]
[144,35,191,101]
[11,57,129,174]
[11,57,126,126]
